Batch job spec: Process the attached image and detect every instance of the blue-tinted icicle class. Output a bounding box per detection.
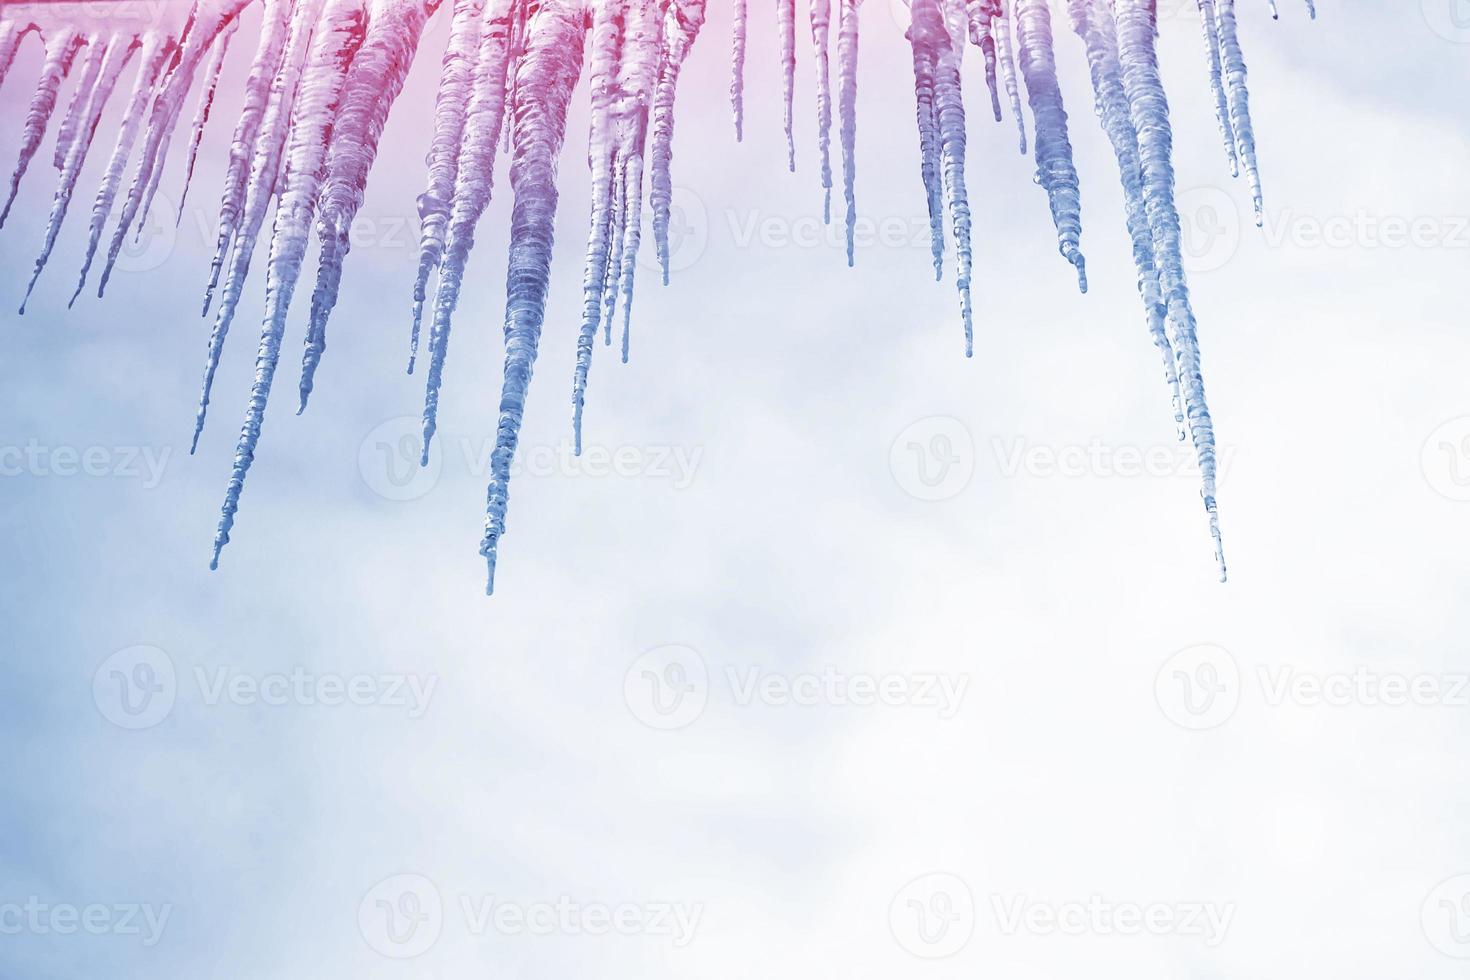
[1,27,83,229]
[1195,0,1238,176]
[836,0,859,264]
[778,0,796,171]
[810,0,833,221]
[1216,0,1262,223]
[993,0,1025,153]
[651,0,709,284]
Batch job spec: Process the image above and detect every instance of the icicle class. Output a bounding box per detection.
[178,17,240,218]
[0,27,83,229]
[731,0,747,140]
[908,27,944,282]
[601,159,626,343]
[836,0,859,265]
[0,21,38,98]
[299,0,435,413]
[1070,0,1181,435]
[993,0,1025,153]
[409,0,486,375]
[1114,0,1225,580]
[651,0,709,284]
[194,0,323,453]
[206,0,369,569]
[418,0,514,465]
[20,36,136,314]
[1267,0,1277,18]
[202,0,294,314]
[1303,0,1314,18]
[570,0,628,452]
[963,0,1001,122]
[53,33,105,171]
[480,0,588,594]
[1014,0,1085,290]
[810,0,833,221]
[778,0,796,171]
[1216,0,1262,224]
[1195,0,1238,176]
[70,33,173,307]
[97,0,254,299]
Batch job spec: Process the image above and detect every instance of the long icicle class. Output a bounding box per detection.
[1015,0,1085,290]
[909,23,944,282]
[810,0,833,220]
[299,0,435,412]
[70,33,173,307]
[418,0,515,465]
[1,27,82,229]
[1216,0,1261,224]
[993,0,1025,153]
[1195,0,1238,176]
[206,0,369,568]
[1071,0,1181,435]
[1115,0,1225,580]
[963,0,1001,122]
[177,16,240,218]
[21,35,136,314]
[778,0,796,171]
[193,0,322,453]
[731,0,747,141]
[933,0,973,354]
[202,0,294,314]
[650,0,709,284]
[409,0,487,375]
[836,0,858,264]
[52,33,105,171]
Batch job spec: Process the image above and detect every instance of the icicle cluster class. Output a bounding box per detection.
[0,0,1307,590]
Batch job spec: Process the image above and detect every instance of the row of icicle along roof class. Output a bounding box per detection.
[0,0,1312,593]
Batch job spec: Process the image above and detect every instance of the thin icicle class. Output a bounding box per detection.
[70,33,173,307]
[97,0,254,298]
[1115,0,1225,580]
[963,0,1001,122]
[1,27,82,229]
[202,0,293,314]
[1070,0,1181,435]
[206,0,369,569]
[731,0,747,140]
[419,0,514,465]
[481,0,588,594]
[651,0,709,284]
[908,28,944,281]
[778,0,796,171]
[1195,0,1238,177]
[178,17,240,218]
[194,0,323,453]
[810,0,833,221]
[1216,0,1262,224]
[53,33,105,171]
[837,0,858,265]
[299,0,434,412]
[1014,0,1085,290]
[993,0,1025,153]
[409,0,486,375]
[21,36,136,314]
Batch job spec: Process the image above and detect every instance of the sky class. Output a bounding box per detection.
[2,0,1470,977]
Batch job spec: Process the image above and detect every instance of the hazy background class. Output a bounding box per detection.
[2,0,1469,976]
